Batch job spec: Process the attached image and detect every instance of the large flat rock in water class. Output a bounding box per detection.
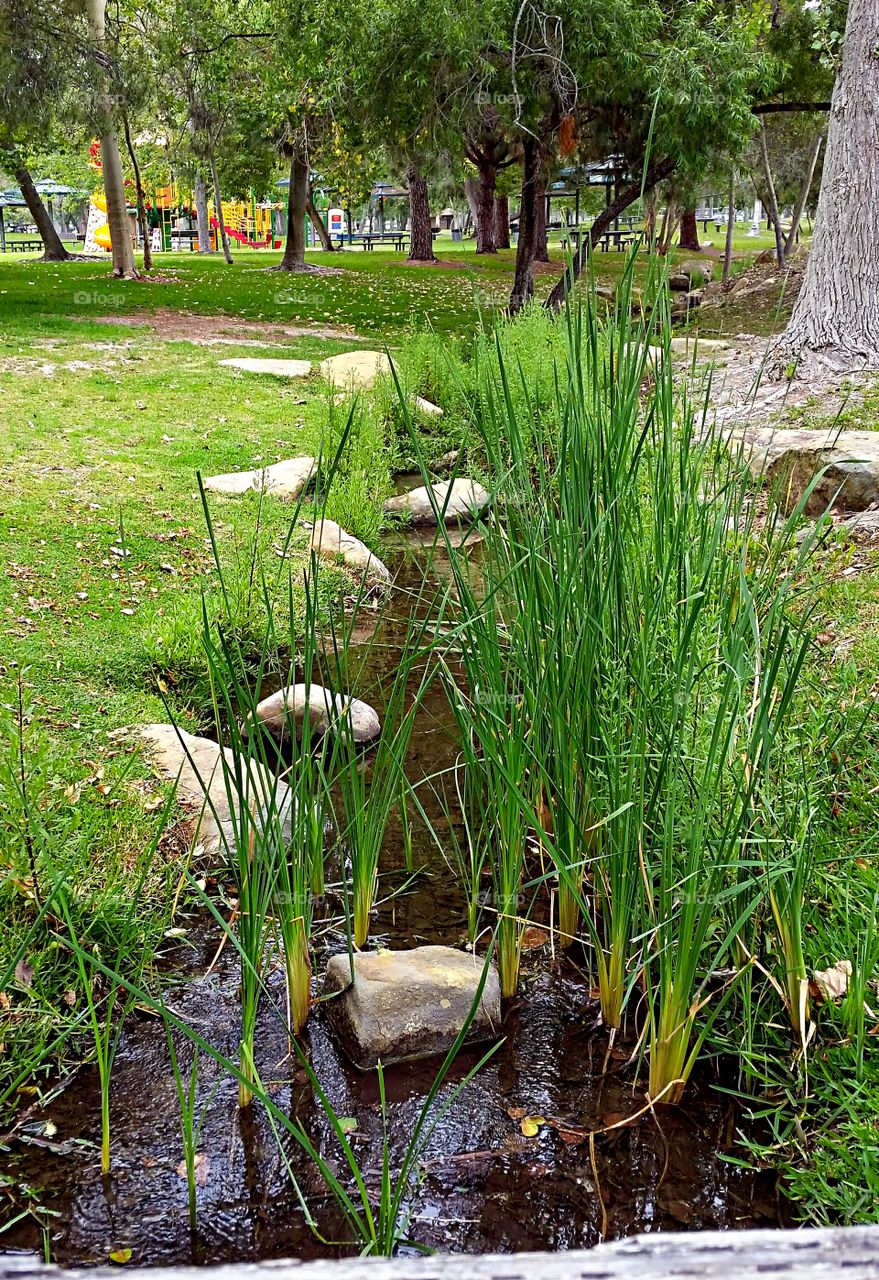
[306,517,391,583]
[204,456,316,500]
[727,427,879,515]
[253,682,381,745]
[319,350,391,389]
[323,945,502,1069]
[219,357,312,378]
[383,478,490,526]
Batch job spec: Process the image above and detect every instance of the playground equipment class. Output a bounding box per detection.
[143,186,282,250]
[84,191,113,253]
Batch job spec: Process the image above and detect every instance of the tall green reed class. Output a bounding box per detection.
[399,264,824,1099]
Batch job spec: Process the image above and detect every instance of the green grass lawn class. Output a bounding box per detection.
[0,225,785,336]
[2,237,879,1230]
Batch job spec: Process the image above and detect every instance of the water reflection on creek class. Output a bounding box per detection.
[2,528,785,1265]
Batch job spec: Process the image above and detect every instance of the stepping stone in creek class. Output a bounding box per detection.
[253,683,381,745]
[219,357,312,378]
[383,478,490,526]
[323,945,503,1069]
[138,724,293,855]
[203,456,316,500]
[319,350,392,389]
[306,518,391,583]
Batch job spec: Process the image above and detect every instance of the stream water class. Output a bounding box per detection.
[1,527,786,1265]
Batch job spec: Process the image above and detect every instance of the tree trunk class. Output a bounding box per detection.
[545,157,676,313]
[194,172,212,253]
[463,176,479,238]
[100,133,136,277]
[533,180,549,261]
[783,132,824,257]
[509,138,541,315]
[495,193,510,249]
[406,161,436,261]
[776,0,879,368]
[209,156,233,263]
[123,114,152,271]
[86,0,136,279]
[11,159,71,261]
[644,189,658,244]
[276,151,308,270]
[759,120,786,268]
[307,189,335,251]
[657,200,680,255]
[678,209,700,251]
[722,169,736,287]
[476,160,497,253]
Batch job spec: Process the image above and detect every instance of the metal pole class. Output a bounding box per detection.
[0,206,6,252]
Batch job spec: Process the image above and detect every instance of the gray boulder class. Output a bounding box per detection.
[414,395,443,418]
[430,449,460,476]
[323,945,502,1069]
[680,259,713,283]
[138,724,292,855]
[728,427,879,515]
[253,682,381,745]
[383,478,490,526]
[204,456,316,500]
[319,350,391,389]
[306,518,391,584]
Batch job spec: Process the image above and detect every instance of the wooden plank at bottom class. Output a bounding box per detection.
[2,1229,879,1280]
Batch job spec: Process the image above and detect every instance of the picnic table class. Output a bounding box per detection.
[351,231,410,251]
[170,228,199,251]
[597,228,642,252]
[341,228,441,251]
[6,238,44,253]
[560,227,643,254]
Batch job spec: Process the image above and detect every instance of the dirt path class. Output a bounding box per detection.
[70,309,369,344]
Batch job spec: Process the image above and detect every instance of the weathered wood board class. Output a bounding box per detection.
[4,1227,879,1280]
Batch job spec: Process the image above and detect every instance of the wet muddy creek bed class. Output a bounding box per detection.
[2,530,786,1264]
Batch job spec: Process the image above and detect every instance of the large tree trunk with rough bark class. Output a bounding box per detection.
[777,0,879,368]
[194,171,212,253]
[545,157,676,312]
[495,194,510,249]
[12,159,71,260]
[533,179,549,261]
[509,138,541,314]
[100,133,136,277]
[784,132,824,257]
[209,156,233,263]
[86,0,137,279]
[476,160,497,253]
[678,210,700,251]
[275,151,308,270]
[406,161,436,262]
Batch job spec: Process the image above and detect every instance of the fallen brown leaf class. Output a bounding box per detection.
[811,959,852,1003]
